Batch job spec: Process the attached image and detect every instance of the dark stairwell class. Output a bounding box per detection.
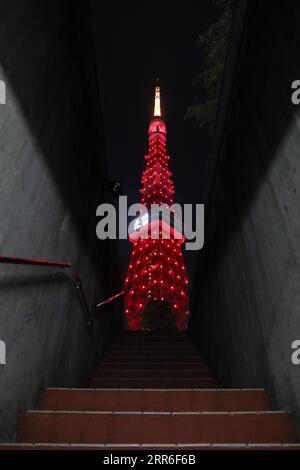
[0,0,300,449]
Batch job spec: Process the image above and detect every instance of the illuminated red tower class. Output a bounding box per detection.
[124,86,189,330]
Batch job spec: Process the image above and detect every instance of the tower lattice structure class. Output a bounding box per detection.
[124,86,189,330]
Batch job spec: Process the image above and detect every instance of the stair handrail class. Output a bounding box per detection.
[0,255,72,268]
[0,255,91,335]
[72,275,94,335]
[95,290,125,309]
[0,255,123,336]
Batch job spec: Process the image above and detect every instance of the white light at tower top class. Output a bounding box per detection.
[154,86,161,117]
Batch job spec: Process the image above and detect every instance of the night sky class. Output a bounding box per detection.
[90,1,218,280]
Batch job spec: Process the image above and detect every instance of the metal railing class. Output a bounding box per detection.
[72,276,94,334]
[0,255,72,268]
[95,290,125,309]
[0,255,124,336]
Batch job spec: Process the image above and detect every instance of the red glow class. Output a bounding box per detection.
[124,87,189,331]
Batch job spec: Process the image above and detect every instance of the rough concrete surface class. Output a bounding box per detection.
[0,1,121,440]
[190,0,300,435]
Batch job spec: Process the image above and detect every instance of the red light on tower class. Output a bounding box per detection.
[124,86,189,330]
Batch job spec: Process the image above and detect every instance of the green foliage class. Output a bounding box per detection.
[186,0,233,128]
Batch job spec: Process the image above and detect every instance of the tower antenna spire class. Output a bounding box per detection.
[154,81,161,117]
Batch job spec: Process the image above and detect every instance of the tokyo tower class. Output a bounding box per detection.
[124,86,189,330]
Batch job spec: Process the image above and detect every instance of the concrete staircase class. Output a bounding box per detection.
[1,331,299,450]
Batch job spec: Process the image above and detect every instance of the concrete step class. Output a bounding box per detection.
[107,344,198,350]
[89,378,217,388]
[112,334,194,345]
[40,388,273,412]
[110,340,196,347]
[17,411,296,444]
[111,345,197,351]
[111,338,196,344]
[115,332,190,337]
[106,349,200,355]
[108,349,200,355]
[99,362,209,370]
[93,369,213,379]
[111,342,194,348]
[104,355,204,362]
[110,341,198,347]
[2,443,300,450]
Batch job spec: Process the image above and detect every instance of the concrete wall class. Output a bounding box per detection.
[0,1,121,441]
[190,1,300,433]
